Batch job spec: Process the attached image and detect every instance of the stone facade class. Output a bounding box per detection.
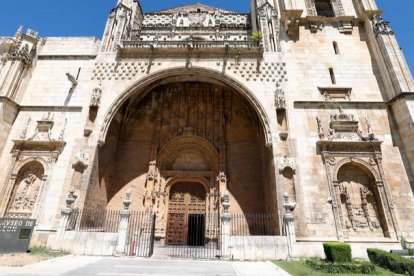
[0,0,414,257]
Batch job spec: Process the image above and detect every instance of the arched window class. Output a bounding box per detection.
[5,161,45,218]
[336,163,385,237]
[315,0,335,17]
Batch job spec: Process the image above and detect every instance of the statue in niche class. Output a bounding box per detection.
[7,173,41,215]
[338,175,383,236]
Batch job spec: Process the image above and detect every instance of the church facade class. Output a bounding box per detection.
[0,0,414,259]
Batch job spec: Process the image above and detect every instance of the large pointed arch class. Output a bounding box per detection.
[98,67,273,147]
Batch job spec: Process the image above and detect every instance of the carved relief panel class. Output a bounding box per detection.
[0,113,66,220]
[320,151,398,240]
[337,163,384,237]
[5,162,45,218]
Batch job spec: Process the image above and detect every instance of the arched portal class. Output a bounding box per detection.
[85,73,279,238]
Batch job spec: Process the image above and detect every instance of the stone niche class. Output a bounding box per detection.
[317,107,398,240]
[0,113,66,220]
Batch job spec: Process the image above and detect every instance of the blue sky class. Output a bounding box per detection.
[0,0,412,75]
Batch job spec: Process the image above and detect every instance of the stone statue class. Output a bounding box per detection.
[9,174,39,213]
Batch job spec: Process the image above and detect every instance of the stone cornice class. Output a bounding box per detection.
[0,97,83,113]
[294,92,414,108]
[294,101,387,109]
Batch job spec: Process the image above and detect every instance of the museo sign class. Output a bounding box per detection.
[0,218,36,253]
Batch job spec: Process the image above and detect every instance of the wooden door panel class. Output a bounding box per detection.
[166,213,186,245]
[166,183,206,245]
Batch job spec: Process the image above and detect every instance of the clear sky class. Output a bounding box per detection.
[0,0,412,76]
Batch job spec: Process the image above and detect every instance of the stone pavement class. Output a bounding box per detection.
[0,255,291,276]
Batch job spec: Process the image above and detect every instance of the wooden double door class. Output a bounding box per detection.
[166,182,206,246]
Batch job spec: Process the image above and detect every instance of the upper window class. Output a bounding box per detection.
[315,0,335,18]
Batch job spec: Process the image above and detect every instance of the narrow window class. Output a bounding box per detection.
[315,0,335,18]
[329,68,336,84]
[333,41,340,55]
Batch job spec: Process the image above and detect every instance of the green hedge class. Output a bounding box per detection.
[409,249,414,256]
[323,242,352,263]
[367,248,414,276]
[305,258,376,274]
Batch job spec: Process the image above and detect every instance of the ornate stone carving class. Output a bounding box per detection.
[371,15,394,36]
[27,113,54,142]
[65,187,77,209]
[20,117,31,140]
[8,174,38,212]
[90,87,102,107]
[59,119,68,141]
[5,162,44,218]
[146,171,157,181]
[365,116,375,141]
[316,116,325,139]
[338,176,382,234]
[275,83,286,111]
[216,171,228,182]
[72,152,89,172]
[279,155,296,175]
[123,189,132,210]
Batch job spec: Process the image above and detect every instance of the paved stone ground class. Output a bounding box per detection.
[0,256,290,276]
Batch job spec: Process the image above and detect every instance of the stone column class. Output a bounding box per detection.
[52,188,77,250]
[283,192,296,260]
[115,189,132,255]
[220,191,231,259]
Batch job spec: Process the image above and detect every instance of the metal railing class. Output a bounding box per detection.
[66,209,120,233]
[230,213,279,236]
[126,211,156,257]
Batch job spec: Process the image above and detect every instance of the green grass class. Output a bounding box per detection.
[274,260,396,276]
[28,246,68,257]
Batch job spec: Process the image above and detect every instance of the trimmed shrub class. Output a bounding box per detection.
[305,258,375,274]
[367,248,414,276]
[409,249,414,256]
[323,242,352,263]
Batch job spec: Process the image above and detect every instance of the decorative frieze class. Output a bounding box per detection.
[92,60,288,84]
